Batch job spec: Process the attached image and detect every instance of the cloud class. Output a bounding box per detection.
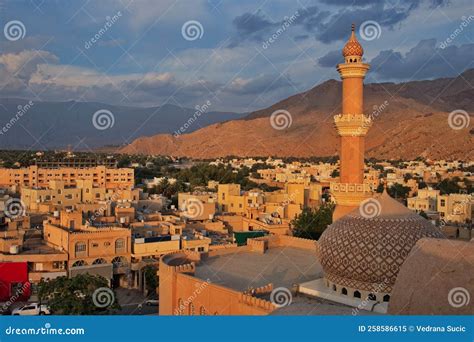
[318,50,343,68]
[224,74,292,95]
[369,39,474,80]
[228,11,277,47]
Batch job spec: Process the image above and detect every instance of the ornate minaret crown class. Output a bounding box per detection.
[331,24,373,221]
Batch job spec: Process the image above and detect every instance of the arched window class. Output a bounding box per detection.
[115,238,125,253]
[214,311,219,315]
[383,294,390,302]
[368,293,376,301]
[72,260,86,267]
[112,256,127,266]
[75,242,86,257]
[341,288,348,295]
[199,306,207,315]
[354,290,361,298]
[177,299,184,315]
[92,258,107,265]
[189,302,195,315]
[332,284,337,292]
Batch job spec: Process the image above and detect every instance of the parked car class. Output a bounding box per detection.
[12,303,51,316]
[145,299,159,306]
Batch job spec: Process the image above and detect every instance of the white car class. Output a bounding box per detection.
[12,303,51,316]
[145,299,159,306]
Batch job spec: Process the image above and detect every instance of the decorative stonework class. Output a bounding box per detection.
[336,63,370,79]
[333,114,372,137]
[317,204,444,294]
[330,182,372,207]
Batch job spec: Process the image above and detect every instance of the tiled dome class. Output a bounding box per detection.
[342,24,364,57]
[317,191,444,293]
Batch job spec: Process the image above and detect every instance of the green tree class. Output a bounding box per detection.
[291,203,335,240]
[388,183,411,200]
[143,265,159,294]
[38,274,120,315]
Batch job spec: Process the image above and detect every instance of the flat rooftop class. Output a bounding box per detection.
[195,246,322,291]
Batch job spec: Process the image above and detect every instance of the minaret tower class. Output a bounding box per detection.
[331,24,373,221]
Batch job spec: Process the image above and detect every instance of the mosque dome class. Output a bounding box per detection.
[342,24,364,58]
[317,191,444,295]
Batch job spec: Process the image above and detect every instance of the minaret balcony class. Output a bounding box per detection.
[333,114,372,137]
[330,182,373,207]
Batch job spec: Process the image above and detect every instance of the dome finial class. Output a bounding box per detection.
[342,23,364,57]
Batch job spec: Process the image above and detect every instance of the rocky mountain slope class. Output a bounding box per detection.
[120,70,474,160]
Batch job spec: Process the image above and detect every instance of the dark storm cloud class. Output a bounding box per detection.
[318,50,343,67]
[229,0,449,46]
[228,11,278,47]
[370,39,474,80]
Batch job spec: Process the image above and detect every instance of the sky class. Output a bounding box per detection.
[0,0,473,113]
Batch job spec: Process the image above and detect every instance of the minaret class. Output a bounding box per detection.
[331,24,373,221]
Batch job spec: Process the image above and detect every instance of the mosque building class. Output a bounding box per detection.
[157,25,473,316]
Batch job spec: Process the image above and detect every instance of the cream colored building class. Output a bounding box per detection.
[438,193,473,224]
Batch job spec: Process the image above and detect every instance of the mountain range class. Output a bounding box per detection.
[120,69,474,160]
[0,99,246,150]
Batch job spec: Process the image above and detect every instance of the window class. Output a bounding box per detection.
[199,306,207,315]
[115,239,125,252]
[341,288,348,295]
[383,294,390,302]
[440,199,446,207]
[92,243,99,248]
[198,247,205,252]
[75,242,86,255]
[72,260,86,267]
[189,302,195,315]
[92,258,107,265]
[354,291,361,298]
[368,293,376,301]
